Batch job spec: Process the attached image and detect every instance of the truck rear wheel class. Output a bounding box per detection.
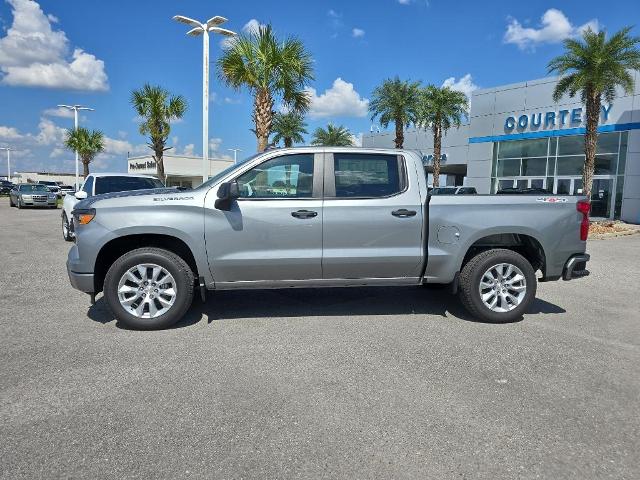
[103,247,195,330]
[458,248,536,323]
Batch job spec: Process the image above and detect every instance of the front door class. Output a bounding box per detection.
[321,152,425,279]
[204,152,324,285]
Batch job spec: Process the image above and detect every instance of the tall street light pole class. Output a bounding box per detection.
[0,147,10,181]
[227,148,242,163]
[58,104,94,190]
[173,15,236,184]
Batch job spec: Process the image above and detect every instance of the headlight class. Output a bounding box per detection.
[72,208,96,225]
[48,194,56,199]
[22,195,32,199]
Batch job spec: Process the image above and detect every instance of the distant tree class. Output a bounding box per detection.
[369,77,421,148]
[64,127,105,177]
[271,111,308,147]
[311,124,354,146]
[218,25,314,152]
[131,84,187,183]
[417,85,469,187]
[548,27,640,197]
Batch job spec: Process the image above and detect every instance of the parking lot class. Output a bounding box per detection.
[0,201,639,479]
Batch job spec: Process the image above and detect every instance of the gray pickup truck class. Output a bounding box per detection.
[67,147,590,329]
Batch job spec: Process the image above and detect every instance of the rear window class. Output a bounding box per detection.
[333,153,402,198]
[95,176,164,195]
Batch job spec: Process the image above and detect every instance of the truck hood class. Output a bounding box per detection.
[74,187,183,209]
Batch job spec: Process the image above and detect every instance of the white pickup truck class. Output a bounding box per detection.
[61,173,164,241]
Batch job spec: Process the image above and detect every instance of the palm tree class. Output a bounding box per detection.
[64,127,105,177]
[417,85,469,187]
[271,111,308,147]
[548,27,640,198]
[218,25,314,152]
[369,77,421,148]
[311,124,354,146]
[131,84,187,183]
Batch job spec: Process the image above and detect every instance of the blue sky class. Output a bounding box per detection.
[0,0,637,174]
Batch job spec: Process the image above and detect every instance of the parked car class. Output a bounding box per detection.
[9,183,57,208]
[67,147,591,330]
[62,173,165,241]
[0,179,15,194]
[38,180,62,198]
[58,185,75,196]
[431,186,477,195]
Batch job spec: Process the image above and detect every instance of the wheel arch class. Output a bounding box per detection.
[459,231,547,277]
[94,234,199,293]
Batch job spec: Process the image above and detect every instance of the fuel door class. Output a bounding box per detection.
[437,225,461,244]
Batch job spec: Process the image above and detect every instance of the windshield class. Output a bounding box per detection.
[94,176,165,195]
[19,184,49,192]
[197,153,262,190]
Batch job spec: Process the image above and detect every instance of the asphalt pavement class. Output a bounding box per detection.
[0,201,639,479]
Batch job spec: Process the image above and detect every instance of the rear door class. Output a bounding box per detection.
[321,152,424,279]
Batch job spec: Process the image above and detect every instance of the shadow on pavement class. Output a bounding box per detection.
[87,286,566,330]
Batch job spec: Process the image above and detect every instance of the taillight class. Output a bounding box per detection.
[577,200,590,241]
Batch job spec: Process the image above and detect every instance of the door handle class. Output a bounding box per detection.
[291,209,318,219]
[391,209,417,218]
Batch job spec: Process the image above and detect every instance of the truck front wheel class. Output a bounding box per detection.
[103,247,195,330]
[458,249,536,323]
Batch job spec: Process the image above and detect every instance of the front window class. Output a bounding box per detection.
[236,154,314,198]
[94,176,164,195]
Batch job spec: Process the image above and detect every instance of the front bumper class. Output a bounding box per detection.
[67,245,94,293]
[563,254,590,281]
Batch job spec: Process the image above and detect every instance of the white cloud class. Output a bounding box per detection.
[0,125,24,140]
[221,18,265,49]
[398,0,412,4]
[504,8,599,50]
[352,28,365,38]
[35,118,66,145]
[209,137,222,153]
[102,137,146,157]
[182,144,195,156]
[306,78,369,119]
[0,0,108,90]
[49,147,67,158]
[350,133,363,147]
[42,107,75,119]
[442,73,478,100]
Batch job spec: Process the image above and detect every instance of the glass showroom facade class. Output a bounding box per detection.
[490,132,628,218]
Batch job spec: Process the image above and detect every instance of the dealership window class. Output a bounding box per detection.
[491,132,628,219]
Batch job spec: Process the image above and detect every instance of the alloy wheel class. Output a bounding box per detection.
[117,263,177,319]
[478,263,527,313]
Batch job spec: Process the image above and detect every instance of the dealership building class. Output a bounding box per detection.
[127,154,234,188]
[363,72,640,223]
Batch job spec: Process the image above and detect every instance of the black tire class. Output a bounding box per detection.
[62,213,73,241]
[9,196,14,207]
[458,248,536,323]
[103,247,195,330]
[17,199,23,209]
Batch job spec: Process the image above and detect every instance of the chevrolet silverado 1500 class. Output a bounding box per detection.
[67,147,590,329]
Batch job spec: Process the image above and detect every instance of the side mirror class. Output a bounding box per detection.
[214,181,239,211]
[75,191,88,200]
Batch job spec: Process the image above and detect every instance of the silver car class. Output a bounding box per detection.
[9,183,58,209]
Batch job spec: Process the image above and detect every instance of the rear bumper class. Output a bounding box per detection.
[563,254,590,281]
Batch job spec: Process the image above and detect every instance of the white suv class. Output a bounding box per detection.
[62,173,164,241]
